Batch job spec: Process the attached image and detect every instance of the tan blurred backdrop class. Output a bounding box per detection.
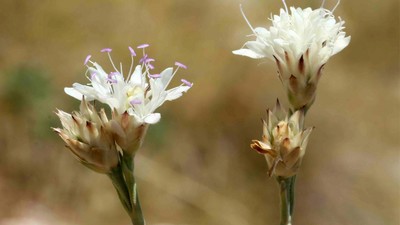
[0,0,399,225]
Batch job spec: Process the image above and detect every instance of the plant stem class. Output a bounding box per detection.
[288,175,296,216]
[122,155,145,225]
[277,176,293,225]
[108,165,132,213]
[109,156,145,225]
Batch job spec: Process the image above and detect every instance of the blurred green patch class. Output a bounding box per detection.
[2,65,50,112]
[1,65,57,139]
[146,114,170,151]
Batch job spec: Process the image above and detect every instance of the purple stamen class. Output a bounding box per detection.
[148,64,155,70]
[130,99,142,105]
[84,55,92,65]
[175,62,188,69]
[149,74,161,78]
[101,48,112,53]
[128,46,136,56]
[139,54,148,63]
[145,58,155,63]
[107,78,117,83]
[107,72,118,83]
[181,79,193,87]
[137,44,150,49]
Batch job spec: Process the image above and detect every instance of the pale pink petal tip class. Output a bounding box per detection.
[100,48,112,53]
[137,44,150,49]
[150,74,161,78]
[84,55,92,65]
[130,99,142,105]
[148,64,155,70]
[175,62,187,69]
[181,79,193,87]
[128,46,136,56]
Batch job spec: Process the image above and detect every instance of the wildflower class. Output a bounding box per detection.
[53,99,119,173]
[250,100,313,177]
[233,1,350,110]
[65,44,193,124]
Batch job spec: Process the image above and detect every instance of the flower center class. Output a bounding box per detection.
[126,86,144,107]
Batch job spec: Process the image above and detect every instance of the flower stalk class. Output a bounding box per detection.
[122,154,145,225]
[108,156,145,225]
[277,176,293,225]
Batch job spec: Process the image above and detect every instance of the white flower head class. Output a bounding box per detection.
[233,1,350,110]
[65,44,193,125]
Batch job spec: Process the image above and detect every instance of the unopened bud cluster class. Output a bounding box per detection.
[250,101,313,177]
[54,99,119,173]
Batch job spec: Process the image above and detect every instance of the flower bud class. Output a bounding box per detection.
[110,110,149,155]
[250,100,313,178]
[53,99,119,173]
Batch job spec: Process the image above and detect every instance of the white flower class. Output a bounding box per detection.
[233,2,350,109]
[65,45,193,124]
[250,100,313,178]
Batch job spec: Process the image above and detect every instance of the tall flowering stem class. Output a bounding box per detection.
[54,44,192,224]
[234,1,349,224]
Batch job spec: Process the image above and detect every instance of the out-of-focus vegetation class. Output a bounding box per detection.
[0,0,398,225]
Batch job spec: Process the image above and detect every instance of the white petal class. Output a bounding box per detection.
[92,63,108,78]
[160,67,174,88]
[64,87,84,100]
[129,65,143,85]
[232,49,264,59]
[144,113,161,124]
[254,27,269,36]
[332,36,351,55]
[245,41,268,56]
[71,83,99,100]
[165,86,190,101]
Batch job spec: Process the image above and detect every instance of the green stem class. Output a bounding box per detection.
[122,155,145,225]
[108,165,132,214]
[277,176,293,225]
[108,156,145,225]
[288,175,296,216]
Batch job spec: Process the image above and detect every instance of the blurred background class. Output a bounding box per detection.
[0,0,398,224]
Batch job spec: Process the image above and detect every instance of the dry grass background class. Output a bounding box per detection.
[0,0,399,224]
